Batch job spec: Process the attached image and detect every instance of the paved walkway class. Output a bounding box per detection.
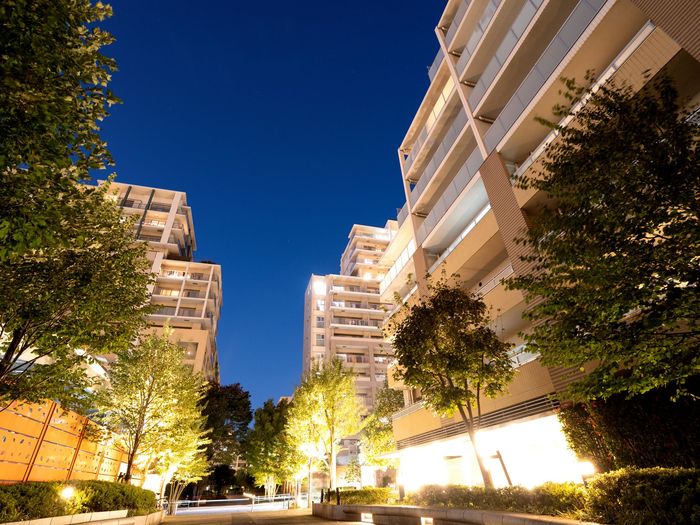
[163,508,357,525]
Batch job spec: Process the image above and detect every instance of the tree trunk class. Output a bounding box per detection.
[457,405,493,489]
[307,458,313,508]
[330,439,337,490]
[125,435,140,482]
[0,329,25,382]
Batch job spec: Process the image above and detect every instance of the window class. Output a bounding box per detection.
[316,299,325,312]
[179,307,196,317]
[178,342,198,360]
[315,334,325,346]
[315,316,325,328]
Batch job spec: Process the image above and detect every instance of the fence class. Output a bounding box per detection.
[0,400,143,485]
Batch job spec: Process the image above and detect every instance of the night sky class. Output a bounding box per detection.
[101,1,444,409]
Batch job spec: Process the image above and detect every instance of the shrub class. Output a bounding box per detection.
[329,487,396,505]
[585,467,700,525]
[0,481,157,523]
[558,379,700,471]
[407,483,586,517]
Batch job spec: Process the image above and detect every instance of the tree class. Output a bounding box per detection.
[509,76,700,400]
[0,0,120,261]
[95,329,206,481]
[245,399,303,498]
[360,382,404,468]
[286,383,326,506]
[168,453,210,515]
[202,383,252,466]
[290,359,362,490]
[388,281,514,488]
[153,394,211,506]
[0,184,152,411]
[344,458,361,486]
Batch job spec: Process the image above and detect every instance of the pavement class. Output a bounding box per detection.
[163,508,358,525]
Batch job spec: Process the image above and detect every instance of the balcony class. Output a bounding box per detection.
[397,203,409,226]
[428,48,444,81]
[455,0,502,78]
[444,0,471,49]
[427,203,492,274]
[404,79,457,176]
[469,0,545,109]
[409,109,469,210]
[416,147,484,246]
[331,318,383,329]
[380,239,416,295]
[483,0,606,152]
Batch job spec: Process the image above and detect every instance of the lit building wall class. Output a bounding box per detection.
[381,0,700,490]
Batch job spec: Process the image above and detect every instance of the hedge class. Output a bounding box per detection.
[558,379,700,471]
[328,487,396,505]
[0,481,157,523]
[407,468,700,524]
[407,482,586,517]
[584,467,700,525]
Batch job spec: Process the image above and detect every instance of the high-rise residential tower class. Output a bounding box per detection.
[105,182,222,382]
[380,0,700,490]
[302,222,397,411]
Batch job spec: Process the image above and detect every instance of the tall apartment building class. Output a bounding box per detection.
[381,0,700,490]
[105,182,222,382]
[302,222,397,411]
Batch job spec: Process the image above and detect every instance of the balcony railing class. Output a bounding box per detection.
[509,344,539,368]
[474,263,514,296]
[397,202,409,225]
[416,147,484,246]
[154,307,176,316]
[332,318,383,328]
[380,239,416,294]
[427,203,492,274]
[410,109,469,209]
[428,48,444,81]
[483,0,606,152]
[444,0,470,49]
[469,0,544,109]
[455,0,502,78]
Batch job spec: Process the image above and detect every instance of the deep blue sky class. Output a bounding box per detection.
[101,1,444,410]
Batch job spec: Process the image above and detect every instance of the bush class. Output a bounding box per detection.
[329,487,396,505]
[585,467,700,525]
[407,482,586,517]
[558,379,700,471]
[0,481,157,523]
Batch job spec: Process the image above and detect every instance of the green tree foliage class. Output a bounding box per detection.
[245,400,303,497]
[286,381,326,505]
[287,359,362,489]
[95,329,207,481]
[0,0,120,260]
[388,281,514,488]
[154,400,211,507]
[0,1,151,411]
[0,184,152,411]
[360,382,403,468]
[202,383,252,466]
[344,458,361,485]
[167,453,210,515]
[558,378,700,472]
[509,76,700,400]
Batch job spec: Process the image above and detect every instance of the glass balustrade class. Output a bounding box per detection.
[416,147,484,245]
